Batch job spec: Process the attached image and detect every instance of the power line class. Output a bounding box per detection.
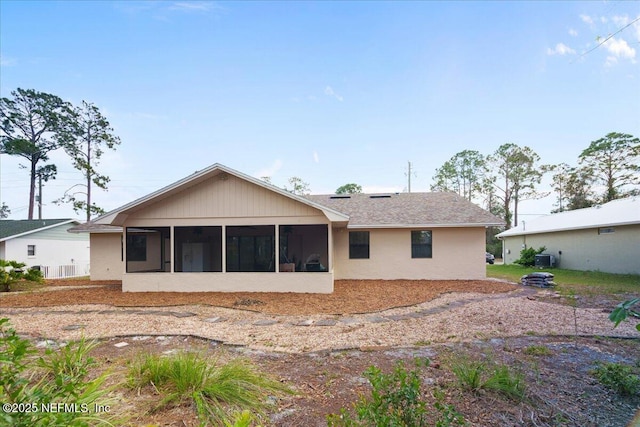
[572,15,640,63]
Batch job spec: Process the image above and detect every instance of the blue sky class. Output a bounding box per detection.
[1,0,639,221]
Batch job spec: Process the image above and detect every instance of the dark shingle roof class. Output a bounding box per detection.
[306,192,504,227]
[0,219,75,240]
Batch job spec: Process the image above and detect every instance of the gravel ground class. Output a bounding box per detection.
[0,279,636,353]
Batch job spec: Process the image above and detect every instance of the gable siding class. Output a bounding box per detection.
[129,175,321,220]
[27,223,88,241]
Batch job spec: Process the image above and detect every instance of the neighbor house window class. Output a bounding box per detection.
[349,231,370,259]
[226,225,275,272]
[27,245,36,256]
[411,230,432,258]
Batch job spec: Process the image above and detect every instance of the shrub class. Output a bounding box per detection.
[0,259,26,292]
[128,351,291,425]
[0,318,121,426]
[610,298,640,333]
[327,358,465,427]
[591,362,640,396]
[514,246,546,267]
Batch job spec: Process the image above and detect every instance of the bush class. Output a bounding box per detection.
[0,259,26,292]
[128,351,291,425]
[591,362,640,396]
[514,246,546,267]
[327,358,465,427]
[0,318,122,426]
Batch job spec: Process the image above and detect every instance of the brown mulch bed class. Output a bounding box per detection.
[0,279,517,315]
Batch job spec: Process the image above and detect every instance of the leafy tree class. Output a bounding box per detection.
[335,183,362,194]
[260,176,272,184]
[488,143,544,229]
[579,132,640,203]
[0,88,74,219]
[285,176,310,195]
[0,203,9,219]
[56,101,121,221]
[564,166,597,211]
[431,150,486,202]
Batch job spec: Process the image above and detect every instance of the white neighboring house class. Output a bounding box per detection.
[0,219,90,279]
[497,197,640,275]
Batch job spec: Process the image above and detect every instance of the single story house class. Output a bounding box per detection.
[72,163,503,293]
[497,197,640,275]
[0,219,90,278]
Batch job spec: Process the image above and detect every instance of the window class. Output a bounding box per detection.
[349,231,370,259]
[411,230,432,258]
[27,245,36,256]
[279,224,329,272]
[598,227,615,235]
[126,227,170,273]
[226,226,275,272]
[126,235,147,262]
[174,226,222,272]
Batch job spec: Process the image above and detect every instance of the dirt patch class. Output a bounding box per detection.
[0,279,517,315]
[83,334,640,427]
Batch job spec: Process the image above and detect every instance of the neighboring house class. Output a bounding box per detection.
[497,197,640,275]
[71,164,503,293]
[0,219,90,278]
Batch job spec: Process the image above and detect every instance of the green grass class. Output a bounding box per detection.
[449,354,526,402]
[128,351,292,425]
[487,264,640,297]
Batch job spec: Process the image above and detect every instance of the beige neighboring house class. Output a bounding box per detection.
[71,164,502,293]
[497,197,640,275]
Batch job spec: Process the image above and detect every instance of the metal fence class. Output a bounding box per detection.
[40,263,90,280]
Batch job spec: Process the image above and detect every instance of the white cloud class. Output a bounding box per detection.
[546,43,576,56]
[603,36,636,59]
[254,159,283,179]
[568,28,578,37]
[324,86,344,102]
[169,1,220,12]
[580,14,594,25]
[605,56,618,67]
[313,151,319,164]
[0,55,17,66]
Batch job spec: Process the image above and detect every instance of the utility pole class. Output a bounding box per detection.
[38,174,42,220]
[407,162,411,193]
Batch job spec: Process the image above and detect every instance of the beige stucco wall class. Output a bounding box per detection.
[333,227,487,280]
[90,233,123,280]
[122,272,333,293]
[501,224,640,274]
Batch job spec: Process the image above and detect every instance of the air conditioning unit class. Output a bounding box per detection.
[535,254,555,268]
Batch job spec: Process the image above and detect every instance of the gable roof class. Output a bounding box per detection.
[306,192,504,228]
[93,163,349,226]
[0,219,79,242]
[497,197,640,238]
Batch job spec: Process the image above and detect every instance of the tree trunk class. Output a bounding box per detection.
[28,158,36,220]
